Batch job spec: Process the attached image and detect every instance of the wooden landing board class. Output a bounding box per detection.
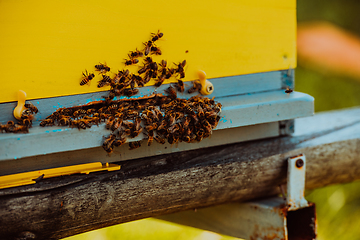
[0,90,313,163]
[0,0,296,103]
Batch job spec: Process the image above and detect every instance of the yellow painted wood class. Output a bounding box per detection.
[0,0,296,103]
[0,162,120,189]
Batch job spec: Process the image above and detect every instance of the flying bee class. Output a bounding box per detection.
[174,79,185,92]
[97,75,112,88]
[143,41,153,56]
[123,88,139,97]
[151,30,163,42]
[125,58,139,66]
[188,81,202,94]
[129,49,144,59]
[129,141,141,150]
[165,86,177,99]
[80,70,95,86]
[24,102,38,114]
[150,46,162,55]
[285,87,293,94]
[95,62,110,74]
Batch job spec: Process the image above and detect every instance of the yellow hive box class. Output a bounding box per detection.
[0,0,296,103]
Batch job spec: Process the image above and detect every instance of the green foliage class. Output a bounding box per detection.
[295,65,360,112]
[64,218,237,240]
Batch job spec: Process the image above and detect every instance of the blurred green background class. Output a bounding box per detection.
[65,1,360,239]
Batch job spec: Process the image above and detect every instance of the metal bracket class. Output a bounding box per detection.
[287,154,309,210]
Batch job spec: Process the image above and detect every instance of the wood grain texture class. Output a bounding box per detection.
[0,107,359,240]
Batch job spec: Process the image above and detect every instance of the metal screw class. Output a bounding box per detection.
[295,159,304,168]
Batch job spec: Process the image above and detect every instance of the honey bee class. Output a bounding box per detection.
[12,124,29,133]
[175,60,186,72]
[143,41,153,56]
[129,141,141,150]
[149,62,158,72]
[285,87,293,94]
[40,118,55,127]
[114,137,127,147]
[154,77,165,88]
[154,135,166,144]
[111,119,123,131]
[145,122,158,132]
[151,30,163,42]
[123,88,139,97]
[138,64,149,75]
[188,81,202,94]
[131,74,145,87]
[80,70,95,86]
[24,102,38,114]
[165,68,176,79]
[105,116,115,130]
[125,58,139,66]
[59,116,72,126]
[129,49,144,59]
[97,75,112,88]
[103,134,116,154]
[129,117,143,138]
[72,119,90,129]
[174,79,185,92]
[143,130,154,146]
[150,46,162,55]
[73,109,87,118]
[159,60,167,68]
[95,62,110,74]
[165,86,177,99]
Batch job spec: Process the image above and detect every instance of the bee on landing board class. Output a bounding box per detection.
[129,141,141,150]
[80,70,95,86]
[285,87,293,94]
[24,102,38,114]
[174,79,185,93]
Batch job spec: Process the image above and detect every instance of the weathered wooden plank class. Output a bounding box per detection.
[0,107,359,240]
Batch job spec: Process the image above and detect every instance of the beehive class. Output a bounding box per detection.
[0,0,313,177]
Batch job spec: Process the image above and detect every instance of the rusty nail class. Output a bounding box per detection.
[295,159,304,168]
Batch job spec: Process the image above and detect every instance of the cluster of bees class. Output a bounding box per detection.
[79,30,197,103]
[0,102,38,133]
[40,92,221,154]
[39,31,222,153]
